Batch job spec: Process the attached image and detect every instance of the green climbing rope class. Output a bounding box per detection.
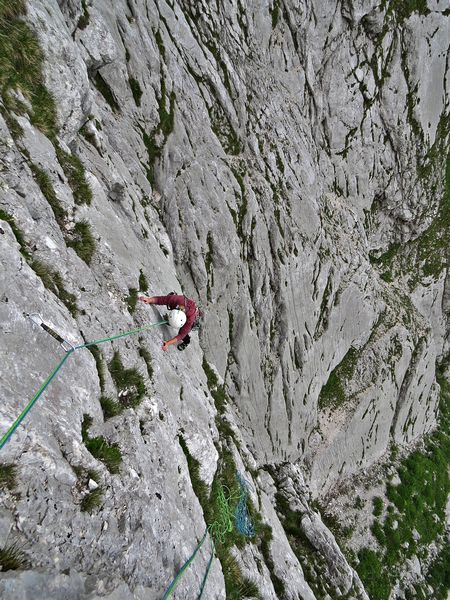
[0,320,167,450]
[162,528,210,599]
[208,483,237,544]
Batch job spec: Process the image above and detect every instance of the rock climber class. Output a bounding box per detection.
[138,293,203,351]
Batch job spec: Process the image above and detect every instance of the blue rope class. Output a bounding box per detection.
[234,472,255,537]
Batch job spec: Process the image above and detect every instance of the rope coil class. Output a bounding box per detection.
[235,472,255,538]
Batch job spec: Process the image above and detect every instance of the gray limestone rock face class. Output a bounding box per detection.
[0,0,448,598]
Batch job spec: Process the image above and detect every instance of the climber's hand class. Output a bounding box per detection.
[162,341,171,351]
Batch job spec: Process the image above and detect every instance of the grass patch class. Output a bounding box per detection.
[29,258,54,289]
[355,362,450,598]
[373,496,384,517]
[383,0,430,24]
[81,414,122,474]
[139,269,148,292]
[29,162,66,227]
[141,31,176,186]
[208,103,241,155]
[55,144,93,206]
[0,209,30,258]
[108,351,146,408]
[139,345,153,381]
[270,0,280,28]
[202,358,227,415]
[0,542,29,571]
[129,77,143,106]
[357,548,390,600]
[99,395,122,419]
[87,345,106,392]
[0,3,58,139]
[318,347,359,410]
[0,464,17,491]
[94,71,120,112]
[0,213,77,316]
[406,544,450,600]
[76,468,103,512]
[414,144,449,280]
[80,485,103,512]
[30,260,78,317]
[76,0,90,30]
[126,287,138,314]
[369,113,448,287]
[67,220,96,265]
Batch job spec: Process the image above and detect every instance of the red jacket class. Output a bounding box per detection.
[152,295,198,342]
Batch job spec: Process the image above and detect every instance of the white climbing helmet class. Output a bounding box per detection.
[168,309,187,329]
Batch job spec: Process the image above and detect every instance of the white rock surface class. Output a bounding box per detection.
[0,0,448,598]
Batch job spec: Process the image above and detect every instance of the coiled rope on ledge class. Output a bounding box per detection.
[161,474,256,598]
[0,319,167,450]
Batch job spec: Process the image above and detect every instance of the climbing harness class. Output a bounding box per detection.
[0,316,167,450]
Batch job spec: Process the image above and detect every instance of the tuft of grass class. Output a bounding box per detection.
[108,351,146,408]
[126,287,138,314]
[77,469,103,512]
[0,209,30,258]
[138,269,148,292]
[29,260,78,317]
[29,258,54,289]
[384,0,430,24]
[55,144,93,205]
[76,0,90,30]
[0,542,29,571]
[139,345,153,381]
[0,0,27,20]
[202,358,227,415]
[81,414,122,474]
[178,436,209,507]
[99,395,122,420]
[0,464,17,491]
[0,4,58,139]
[373,496,384,517]
[318,347,359,410]
[357,548,390,600]
[67,219,96,265]
[53,272,78,317]
[0,105,24,139]
[94,72,120,112]
[140,36,176,186]
[80,486,103,512]
[270,0,280,29]
[87,345,106,392]
[129,77,143,106]
[29,162,66,227]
